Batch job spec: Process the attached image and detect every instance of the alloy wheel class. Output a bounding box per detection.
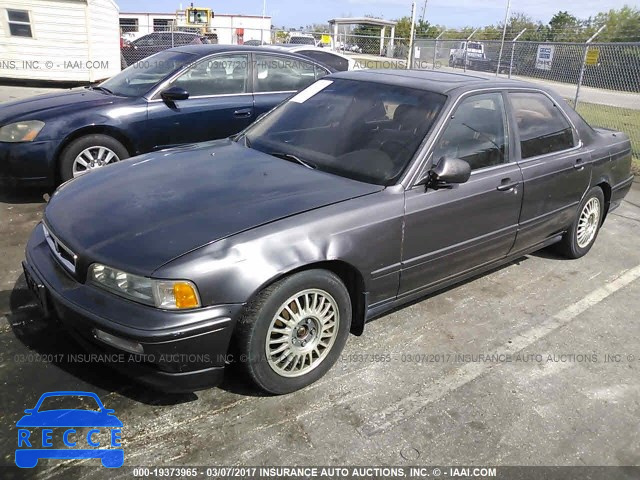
[265,288,340,378]
[577,197,601,248]
[72,146,120,177]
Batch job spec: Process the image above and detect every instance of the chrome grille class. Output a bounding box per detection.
[42,223,77,274]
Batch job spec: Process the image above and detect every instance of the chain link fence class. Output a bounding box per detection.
[118,26,639,169]
[409,37,640,166]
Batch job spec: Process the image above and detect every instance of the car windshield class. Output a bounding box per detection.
[37,395,101,412]
[100,51,196,97]
[243,78,446,185]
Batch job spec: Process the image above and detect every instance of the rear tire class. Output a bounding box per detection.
[59,134,129,183]
[556,186,605,259]
[236,269,352,394]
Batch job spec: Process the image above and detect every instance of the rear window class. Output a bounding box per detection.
[468,43,482,50]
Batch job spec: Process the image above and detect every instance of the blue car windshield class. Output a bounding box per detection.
[100,51,196,97]
[37,395,101,412]
[244,78,447,186]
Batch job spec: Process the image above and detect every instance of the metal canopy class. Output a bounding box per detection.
[328,17,397,56]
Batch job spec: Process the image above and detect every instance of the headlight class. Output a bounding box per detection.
[0,120,45,142]
[88,263,201,310]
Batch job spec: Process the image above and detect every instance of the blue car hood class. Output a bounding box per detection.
[0,88,124,124]
[44,140,383,276]
[17,410,123,428]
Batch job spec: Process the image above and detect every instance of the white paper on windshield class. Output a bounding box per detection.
[289,79,333,104]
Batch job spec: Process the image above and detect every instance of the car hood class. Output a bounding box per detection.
[44,140,383,276]
[0,88,125,124]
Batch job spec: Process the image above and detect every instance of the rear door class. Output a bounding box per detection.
[145,53,253,149]
[400,91,524,296]
[507,90,591,253]
[252,53,331,118]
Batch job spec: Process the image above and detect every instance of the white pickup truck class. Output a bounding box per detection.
[449,41,485,67]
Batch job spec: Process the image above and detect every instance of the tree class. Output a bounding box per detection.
[547,11,582,41]
[594,5,640,42]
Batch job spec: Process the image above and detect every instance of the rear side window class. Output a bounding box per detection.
[510,92,575,159]
[298,50,349,71]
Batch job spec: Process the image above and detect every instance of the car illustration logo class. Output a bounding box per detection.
[15,391,123,468]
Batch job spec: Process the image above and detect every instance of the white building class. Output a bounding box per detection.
[0,0,121,83]
[119,12,272,45]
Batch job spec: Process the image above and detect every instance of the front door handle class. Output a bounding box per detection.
[497,178,520,191]
[233,108,253,118]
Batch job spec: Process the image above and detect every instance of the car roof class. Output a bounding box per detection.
[262,45,348,57]
[329,69,544,95]
[170,44,312,55]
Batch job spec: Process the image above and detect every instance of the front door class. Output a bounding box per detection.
[400,91,524,297]
[146,53,254,150]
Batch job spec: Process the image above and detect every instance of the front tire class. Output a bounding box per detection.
[557,186,605,259]
[59,134,129,182]
[236,269,352,394]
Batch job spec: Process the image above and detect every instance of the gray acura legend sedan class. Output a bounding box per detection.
[23,70,634,394]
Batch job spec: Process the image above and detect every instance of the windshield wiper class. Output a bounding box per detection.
[91,86,113,95]
[269,152,316,169]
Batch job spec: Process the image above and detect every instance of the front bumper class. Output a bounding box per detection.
[0,139,57,186]
[24,223,244,392]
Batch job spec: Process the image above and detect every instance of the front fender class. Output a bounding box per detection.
[153,188,405,309]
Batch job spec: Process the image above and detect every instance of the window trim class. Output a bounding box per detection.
[6,9,33,38]
[506,89,581,163]
[404,87,582,190]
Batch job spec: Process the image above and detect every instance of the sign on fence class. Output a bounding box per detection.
[586,48,600,66]
[535,45,555,70]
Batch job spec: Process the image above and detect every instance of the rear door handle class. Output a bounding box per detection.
[497,178,520,191]
[574,158,584,170]
[233,108,253,118]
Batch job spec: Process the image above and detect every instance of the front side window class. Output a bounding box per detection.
[100,50,196,97]
[7,9,32,38]
[433,92,508,171]
[255,54,324,93]
[510,92,575,159]
[243,78,446,185]
[171,54,248,97]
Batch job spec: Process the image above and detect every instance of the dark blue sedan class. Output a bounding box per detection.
[0,45,332,186]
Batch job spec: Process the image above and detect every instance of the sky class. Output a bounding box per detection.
[117,0,634,29]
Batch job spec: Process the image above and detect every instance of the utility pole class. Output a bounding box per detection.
[260,0,266,44]
[495,0,511,76]
[420,0,428,23]
[407,1,416,69]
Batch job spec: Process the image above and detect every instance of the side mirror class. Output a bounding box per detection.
[417,156,471,188]
[160,86,189,104]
